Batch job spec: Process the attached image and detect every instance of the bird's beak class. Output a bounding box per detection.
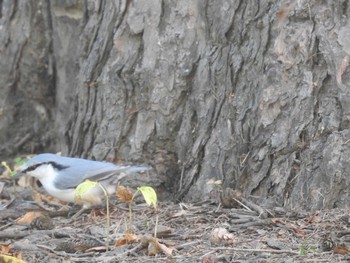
[11,171,25,179]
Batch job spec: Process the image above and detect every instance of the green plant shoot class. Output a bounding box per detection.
[74,179,110,249]
[1,161,14,176]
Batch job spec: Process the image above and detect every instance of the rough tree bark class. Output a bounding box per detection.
[1,0,350,211]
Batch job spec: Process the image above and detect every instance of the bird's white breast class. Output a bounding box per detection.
[27,164,76,203]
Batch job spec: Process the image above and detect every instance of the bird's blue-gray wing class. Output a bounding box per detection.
[54,162,149,190]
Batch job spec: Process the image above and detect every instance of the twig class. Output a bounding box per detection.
[231,197,253,212]
[213,247,299,254]
[0,229,57,239]
[175,240,202,250]
[115,243,143,258]
[36,244,96,257]
[0,222,14,231]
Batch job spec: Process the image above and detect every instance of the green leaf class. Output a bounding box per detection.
[75,180,98,201]
[137,186,157,208]
[14,157,26,166]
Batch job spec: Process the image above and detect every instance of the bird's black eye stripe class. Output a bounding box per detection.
[23,163,42,173]
[23,162,69,172]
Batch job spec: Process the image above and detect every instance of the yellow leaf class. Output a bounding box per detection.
[75,180,98,202]
[137,186,157,208]
[0,253,26,263]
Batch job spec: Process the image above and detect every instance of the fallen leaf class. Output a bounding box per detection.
[85,246,108,252]
[305,211,320,224]
[210,228,236,244]
[114,230,138,246]
[116,186,133,203]
[277,229,286,237]
[147,237,173,257]
[0,243,12,254]
[140,234,152,248]
[148,239,162,256]
[16,212,45,224]
[292,227,305,237]
[334,245,349,255]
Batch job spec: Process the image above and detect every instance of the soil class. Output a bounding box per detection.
[1,189,350,263]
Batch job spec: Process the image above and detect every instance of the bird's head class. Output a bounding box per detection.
[14,153,67,181]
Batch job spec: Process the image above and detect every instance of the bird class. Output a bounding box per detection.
[14,153,150,217]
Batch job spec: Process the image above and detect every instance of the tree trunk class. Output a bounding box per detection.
[1,0,350,211]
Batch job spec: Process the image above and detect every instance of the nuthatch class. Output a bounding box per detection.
[14,153,150,217]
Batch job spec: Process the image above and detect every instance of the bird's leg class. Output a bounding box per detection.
[70,207,88,219]
[68,204,90,218]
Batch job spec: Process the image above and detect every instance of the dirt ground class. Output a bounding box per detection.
[1,185,350,263]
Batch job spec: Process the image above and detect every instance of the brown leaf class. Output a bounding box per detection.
[305,211,320,224]
[202,254,219,263]
[116,186,133,203]
[292,227,305,237]
[114,239,127,247]
[334,245,349,255]
[277,229,286,237]
[140,234,152,248]
[86,246,108,252]
[147,237,173,257]
[0,242,13,254]
[16,212,45,224]
[148,238,162,256]
[114,230,138,246]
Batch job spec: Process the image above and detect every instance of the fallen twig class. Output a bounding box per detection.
[213,247,299,254]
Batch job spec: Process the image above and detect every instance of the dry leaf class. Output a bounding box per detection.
[306,211,320,224]
[114,230,138,246]
[147,238,173,257]
[32,189,68,209]
[148,239,162,256]
[202,254,219,263]
[0,243,12,254]
[334,245,349,255]
[140,234,152,248]
[16,212,45,224]
[156,241,173,257]
[114,238,127,247]
[210,228,236,244]
[85,246,108,252]
[277,229,286,237]
[116,186,133,203]
[292,227,305,237]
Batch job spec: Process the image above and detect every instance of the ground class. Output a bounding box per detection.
[1,186,350,263]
